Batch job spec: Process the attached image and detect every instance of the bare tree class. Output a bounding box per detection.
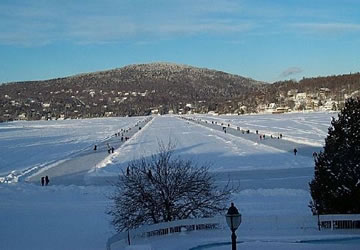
[107,141,232,232]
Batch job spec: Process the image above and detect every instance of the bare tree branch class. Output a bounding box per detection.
[107,140,233,232]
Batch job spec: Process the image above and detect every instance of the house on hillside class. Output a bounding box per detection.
[272,106,290,114]
[319,88,331,99]
[264,103,277,113]
[42,103,51,108]
[18,113,27,120]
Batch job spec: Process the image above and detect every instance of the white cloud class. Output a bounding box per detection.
[0,0,252,46]
[280,67,303,78]
[290,22,360,34]
[1,1,359,46]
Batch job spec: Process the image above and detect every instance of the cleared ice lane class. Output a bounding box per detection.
[182,117,322,158]
[26,117,153,185]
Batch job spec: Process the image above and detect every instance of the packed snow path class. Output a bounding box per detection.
[27,118,152,185]
[182,116,322,158]
[92,116,316,190]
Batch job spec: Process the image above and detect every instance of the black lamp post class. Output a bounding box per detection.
[225,203,241,250]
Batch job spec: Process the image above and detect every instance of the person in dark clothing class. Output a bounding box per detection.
[111,147,114,153]
[294,148,298,156]
[93,145,97,151]
[41,177,45,186]
[280,134,283,139]
[108,148,111,154]
[312,152,318,158]
[126,166,130,176]
[45,176,50,186]
[147,169,152,180]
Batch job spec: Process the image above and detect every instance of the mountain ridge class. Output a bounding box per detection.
[1,62,360,122]
[0,62,266,121]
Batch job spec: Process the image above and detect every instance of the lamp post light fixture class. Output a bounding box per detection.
[225,203,241,250]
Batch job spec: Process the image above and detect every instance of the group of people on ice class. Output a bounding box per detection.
[92,126,133,154]
[106,143,115,154]
[182,116,322,159]
[40,175,50,186]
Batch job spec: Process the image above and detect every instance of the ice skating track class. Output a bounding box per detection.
[27,117,153,185]
[181,116,322,158]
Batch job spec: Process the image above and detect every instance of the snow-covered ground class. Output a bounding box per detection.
[0,116,144,182]
[1,112,359,250]
[193,111,337,146]
[93,115,313,174]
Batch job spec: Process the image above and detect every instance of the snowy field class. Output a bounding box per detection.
[194,111,336,146]
[1,111,359,250]
[94,114,314,173]
[0,117,144,181]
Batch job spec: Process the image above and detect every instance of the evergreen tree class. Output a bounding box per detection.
[310,98,360,214]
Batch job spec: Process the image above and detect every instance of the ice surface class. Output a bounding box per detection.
[2,112,358,250]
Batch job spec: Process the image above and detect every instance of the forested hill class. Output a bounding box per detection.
[0,62,360,122]
[272,73,360,96]
[264,73,360,105]
[0,63,267,121]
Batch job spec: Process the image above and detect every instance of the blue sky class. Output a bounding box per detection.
[0,0,359,84]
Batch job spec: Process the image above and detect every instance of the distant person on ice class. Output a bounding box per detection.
[93,145,97,151]
[147,169,153,180]
[293,148,297,156]
[41,177,45,186]
[45,176,50,186]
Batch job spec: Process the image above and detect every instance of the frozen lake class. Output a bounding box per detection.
[2,111,355,250]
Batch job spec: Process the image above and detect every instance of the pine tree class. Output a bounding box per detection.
[309,98,360,214]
